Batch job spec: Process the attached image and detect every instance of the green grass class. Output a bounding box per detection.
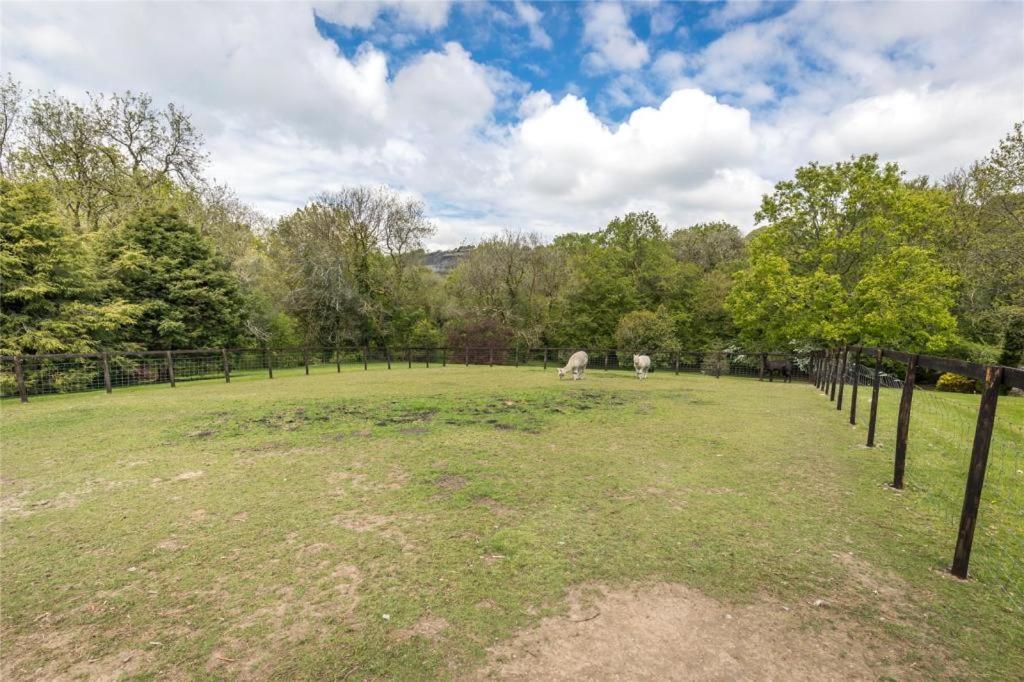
[1,366,1021,679]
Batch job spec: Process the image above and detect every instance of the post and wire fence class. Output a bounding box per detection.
[0,346,807,402]
[809,347,1023,594]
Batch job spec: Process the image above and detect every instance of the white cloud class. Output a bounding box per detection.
[513,1,553,49]
[582,2,650,72]
[314,1,451,31]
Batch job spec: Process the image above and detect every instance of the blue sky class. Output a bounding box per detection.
[4,1,1022,247]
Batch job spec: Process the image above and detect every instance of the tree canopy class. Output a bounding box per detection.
[1,77,1021,366]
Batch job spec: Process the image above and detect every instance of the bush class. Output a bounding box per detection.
[936,372,978,394]
[614,310,679,353]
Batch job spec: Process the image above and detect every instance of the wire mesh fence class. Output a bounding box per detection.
[1,347,811,401]
[811,346,1023,606]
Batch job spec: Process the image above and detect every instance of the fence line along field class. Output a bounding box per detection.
[1,364,1021,679]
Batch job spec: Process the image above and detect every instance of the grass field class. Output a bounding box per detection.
[1,365,1022,679]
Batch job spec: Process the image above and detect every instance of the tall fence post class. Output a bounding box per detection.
[849,348,861,425]
[489,347,494,367]
[893,354,918,489]
[715,352,722,378]
[604,352,609,371]
[465,347,470,367]
[266,348,274,379]
[829,348,837,395]
[102,352,112,394]
[386,347,392,370]
[166,350,176,388]
[408,347,413,369]
[543,348,548,370]
[303,348,310,375]
[363,347,368,371]
[674,352,679,375]
[426,348,430,369]
[951,365,1003,579]
[836,346,848,410]
[818,350,827,391]
[515,347,519,368]
[13,356,28,403]
[442,347,447,368]
[866,349,882,446]
[759,353,766,381]
[336,347,341,373]
[221,348,231,383]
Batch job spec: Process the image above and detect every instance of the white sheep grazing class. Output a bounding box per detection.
[558,350,589,380]
[633,354,651,379]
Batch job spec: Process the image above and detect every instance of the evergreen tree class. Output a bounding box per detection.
[103,207,243,349]
[0,180,137,354]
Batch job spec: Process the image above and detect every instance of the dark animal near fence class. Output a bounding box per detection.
[761,355,792,382]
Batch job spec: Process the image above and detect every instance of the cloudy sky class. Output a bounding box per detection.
[3,1,1022,247]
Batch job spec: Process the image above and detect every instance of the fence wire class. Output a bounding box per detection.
[826,351,1023,614]
[1,348,808,400]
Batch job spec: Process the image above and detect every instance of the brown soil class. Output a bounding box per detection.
[475,582,934,680]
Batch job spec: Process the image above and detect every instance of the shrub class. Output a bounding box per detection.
[936,372,977,394]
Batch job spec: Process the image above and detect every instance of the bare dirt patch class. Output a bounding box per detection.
[436,474,467,492]
[173,470,204,481]
[394,615,449,642]
[332,512,417,552]
[475,583,933,680]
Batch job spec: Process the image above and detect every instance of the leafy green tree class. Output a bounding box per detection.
[549,212,695,348]
[670,221,747,271]
[445,230,563,347]
[852,246,958,351]
[0,180,137,354]
[271,187,435,347]
[943,123,1024,351]
[728,155,957,350]
[102,207,243,349]
[614,310,679,352]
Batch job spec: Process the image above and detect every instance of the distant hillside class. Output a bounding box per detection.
[421,245,474,275]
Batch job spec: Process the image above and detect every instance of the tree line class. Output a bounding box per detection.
[2,76,1021,368]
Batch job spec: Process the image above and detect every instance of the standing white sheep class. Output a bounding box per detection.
[633,354,651,379]
[558,350,589,380]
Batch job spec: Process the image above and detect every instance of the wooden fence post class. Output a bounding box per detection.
[166,350,176,388]
[866,349,882,446]
[303,348,310,375]
[386,347,392,370]
[836,347,848,410]
[829,349,837,395]
[827,348,835,401]
[674,353,679,376]
[759,353,765,381]
[102,352,112,394]
[267,348,274,379]
[336,348,341,373]
[515,347,519,368]
[465,347,470,367]
[408,347,413,369]
[604,352,609,371]
[951,365,1003,579]
[543,348,548,370]
[893,354,918,489]
[13,356,28,403]
[715,352,722,378]
[489,347,494,367]
[222,349,231,383]
[849,348,861,425]
[426,348,430,369]
[363,347,368,371]
[442,347,447,368]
